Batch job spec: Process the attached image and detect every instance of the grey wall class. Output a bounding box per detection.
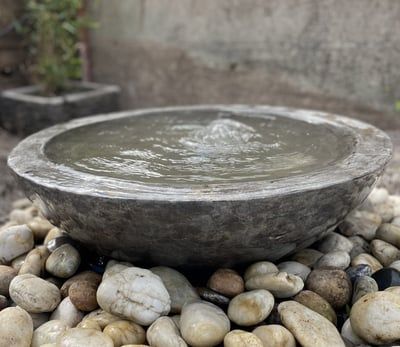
[88,0,400,129]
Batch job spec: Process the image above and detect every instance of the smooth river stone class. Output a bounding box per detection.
[81,309,120,329]
[278,301,345,347]
[277,261,311,281]
[9,207,36,224]
[244,261,278,281]
[227,289,274,326]
[197,287,230,307]
[50,297,84,327]
[19,246,49,276]
[314,251,351,270]
[103,320,146,347]
[11,253,27,272]
[346,264,372,284]
[368,187,389,205]
[371,267,400,290]
[57,328,114,347]
[291,248,323,267]
[9,274,61,313]
[207,268,244,297]
[351,253,383,273]
[180,301,230,347]
[31,320,69,347]
[44,227,64,245]
[245,272,304,298]
[0,294,8,310]
[102,260,132,280]
[376,223,400,248]
[341,318,366,345]
[316,232,353,254]
[151,266,199,313]
[77,318,102,331]
[352,276,378,304]
[0,225,34,263]
[30,312,50,329]
[27,217,54,240]
[349,236,371,259]
[252,325,296,347]
[0,265,17,296]
[60,271,102,297]
[370,239,400,267]
[45,244,81,278]
[224,330,263,347]
[294,290,337,325]
[96,267,170,325]
[305,268,352,309]
[0,307,33,347]
[146,317,187,347]
[350,291,400,345]
[339,210,382,240]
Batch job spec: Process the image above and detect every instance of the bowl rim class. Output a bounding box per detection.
[7,105,393,201]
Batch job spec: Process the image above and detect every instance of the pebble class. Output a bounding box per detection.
[9,207,36,224]
[370,239,400,266]
[252,325,296,347]
[346,264,372,283]
[243,261,278,281]
[96,267,171,325]
[277,261,311,281]
[374,202,395,223]
[351,253,383,273]
[77,318,102,330]
[349,236,370,259]
[291,248,323,267]
[31,319,69,347]
[339,210,382,240]
[9,274,61,313]
[146,316,186,347]
[316,231,354,254]
[50,296,84,327]
[0,294,8,310]
[46,236,75,253]
[69,280,99,312]
[0,265,17,296]
[389,259,400,271]
[207,268,244,297]
[0,225,34,263]
[151,266,199,313]
[45,244,81,278]
[18,246,49,276]
[376,223,400,248]
[60,271,102,297]
[82,309,120,329]
[392,215,400,227]
[245,272,304,298]
[197,287,230,306]
[278,301,345,347]
[30,312,50,329]
[0,307,33,347]
[352,276,378,304]
[350,291,400,345]
[314,251,351,270]
[341,318,366,345]
[27,217,54,240]
[56,328,114,347]
[294,290,337,325]
[368,187,389,205]
[43,227,64,245]
[224,330,263,347]
[227,289,274,326]
[12,198,32,210]
[102,260,132,280]
[11,253,27,272]
[305,268,352,309]
[371,267,400,290]
[180,301,230,347]
[104,320,146,347]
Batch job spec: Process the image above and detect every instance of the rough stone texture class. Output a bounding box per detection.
[88,1,400,130]
[0,82,120,136]
[7,106,392,266]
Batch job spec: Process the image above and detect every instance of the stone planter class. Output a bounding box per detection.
[0,81,120,136]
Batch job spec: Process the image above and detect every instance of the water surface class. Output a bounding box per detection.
[45,111,352,184]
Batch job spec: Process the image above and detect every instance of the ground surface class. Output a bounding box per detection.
[0,129,399,222]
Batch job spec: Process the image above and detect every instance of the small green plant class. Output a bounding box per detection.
[19,0,95,96]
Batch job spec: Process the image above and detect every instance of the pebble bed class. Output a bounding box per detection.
[1,187,400,346]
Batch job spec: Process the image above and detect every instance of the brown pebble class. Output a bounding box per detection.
[69,280,99,312]
[60,271,102,297]
[0,265,17,296]
[0,295,8,311]
[207,268,244,297]
[305,268,352,309]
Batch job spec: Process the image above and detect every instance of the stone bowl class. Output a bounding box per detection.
[8,105,392,267]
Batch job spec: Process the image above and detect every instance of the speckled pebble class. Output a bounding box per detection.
[252,325,296,347]
[0,307,33,347]
[207,268,244,297]
[69,280,99,312]
[224,330,263,347]
[60,271,102,297]
[228,289,274,326]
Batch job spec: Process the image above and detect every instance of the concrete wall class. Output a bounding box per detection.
[88,0,400,129]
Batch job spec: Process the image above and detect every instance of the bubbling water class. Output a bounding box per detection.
[45,111,352,184]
